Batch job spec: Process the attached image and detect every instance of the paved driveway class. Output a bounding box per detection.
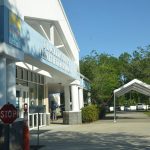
[30,112,150,150]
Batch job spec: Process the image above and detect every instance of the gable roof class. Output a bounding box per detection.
[114,79,150,97]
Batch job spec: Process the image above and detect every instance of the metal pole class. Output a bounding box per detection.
[114,93,116,122]
[37,111,40,148]
[4,124,10,150]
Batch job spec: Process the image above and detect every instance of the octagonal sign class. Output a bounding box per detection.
[0,103,18,124]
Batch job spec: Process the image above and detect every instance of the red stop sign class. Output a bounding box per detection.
[0,103,18,124]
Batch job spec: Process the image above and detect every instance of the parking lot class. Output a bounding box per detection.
[30,111,150,150]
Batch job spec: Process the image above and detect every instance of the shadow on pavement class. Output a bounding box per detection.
[30,145,45,150]
[30,131,150,150]
[30,130,51,135]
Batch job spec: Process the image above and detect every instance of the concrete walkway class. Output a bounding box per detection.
[30,112,150,150]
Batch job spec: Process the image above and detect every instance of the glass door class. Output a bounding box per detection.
[16,85,29,118]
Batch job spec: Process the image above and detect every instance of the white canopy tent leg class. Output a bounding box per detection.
[114,93,116,122]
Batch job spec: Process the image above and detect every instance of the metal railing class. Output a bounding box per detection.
[29,113,48,130]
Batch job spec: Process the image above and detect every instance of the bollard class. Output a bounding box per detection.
[23,120,30,150]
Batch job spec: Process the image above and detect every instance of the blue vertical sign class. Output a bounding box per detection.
[9,12,22,49]
[0,6,4,42]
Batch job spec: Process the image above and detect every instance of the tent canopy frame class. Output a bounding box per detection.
[113,79,150,122]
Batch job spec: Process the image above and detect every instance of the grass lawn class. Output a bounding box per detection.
[144,111,150,117]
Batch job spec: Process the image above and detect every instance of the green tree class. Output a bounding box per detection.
[80,46,150,105]
[119,52,132,84]
[80,51,120,104]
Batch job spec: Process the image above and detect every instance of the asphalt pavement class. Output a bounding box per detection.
[30,111,150,150]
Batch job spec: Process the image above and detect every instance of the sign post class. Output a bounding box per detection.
[0,103,18,150]
[4,124,10,150]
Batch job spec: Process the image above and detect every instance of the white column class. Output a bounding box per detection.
[64,85,70,111]
[50,25,54,45]
[71,85,79,111]
[79,88,84,109]
[0,57,6,106]
[44,84,49,113]
[6,60,16,106]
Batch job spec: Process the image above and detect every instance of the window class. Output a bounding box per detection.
[16,67,18,78]
[17,67,23,79]
[38,85,44,105]
[16,79,28,86]
[28,71,31,81]
[23,69,28,80]
[32,73,37,82]
[41,75,44,84]
[29,83,37,106]
[38,74,41,83]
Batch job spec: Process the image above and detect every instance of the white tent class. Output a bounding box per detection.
[113,79,150,122]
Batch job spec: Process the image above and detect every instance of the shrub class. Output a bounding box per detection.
[81,105,100,123]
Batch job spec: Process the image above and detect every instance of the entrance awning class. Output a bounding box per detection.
[113,79,150,122]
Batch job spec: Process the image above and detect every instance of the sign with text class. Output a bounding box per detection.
[0,103,18,124]
[8,11,78,79]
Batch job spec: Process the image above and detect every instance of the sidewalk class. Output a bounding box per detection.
[30,112,150,150]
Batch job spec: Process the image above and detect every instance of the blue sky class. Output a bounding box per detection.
[61,0,150,58]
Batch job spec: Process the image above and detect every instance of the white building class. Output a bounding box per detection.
[0,0,90,129]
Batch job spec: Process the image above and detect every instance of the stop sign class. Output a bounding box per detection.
[0,103,18,124]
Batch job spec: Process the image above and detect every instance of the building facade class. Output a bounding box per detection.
[0,0,90,128]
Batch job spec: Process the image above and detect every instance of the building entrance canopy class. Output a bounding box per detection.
[113,79,150,122]
[0,6,79,81]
